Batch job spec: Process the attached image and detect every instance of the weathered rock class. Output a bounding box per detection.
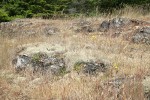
[98,17,150,41]
[12,55,31,72]
[71,20,94,33]
[12,52,66,75]
[74,60,111,75]
[98,18,131,32]
[132,27,150,44]
[12,43,67,75]
[111,18,131,28]
[99,21,110,32]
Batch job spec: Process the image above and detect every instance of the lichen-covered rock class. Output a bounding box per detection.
[99,21,110,32]
[98,18,131,32]
[132,27,150,44]
[98,18,150,40]
[74,60,111,75]
[12,52,66,75]
[111,18,131,28]
[12,55,31,72]
[12,43,67,75]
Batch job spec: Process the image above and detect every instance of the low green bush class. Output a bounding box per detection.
[0,9,10,22]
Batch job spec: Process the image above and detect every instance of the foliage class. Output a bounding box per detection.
[0,0,149,22]
[0,9,10,22]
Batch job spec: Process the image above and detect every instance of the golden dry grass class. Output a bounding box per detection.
[0,10,150,100]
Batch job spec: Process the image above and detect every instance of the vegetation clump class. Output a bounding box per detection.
[0,0,149,22]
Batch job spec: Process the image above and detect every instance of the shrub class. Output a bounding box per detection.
[0,9,10,22]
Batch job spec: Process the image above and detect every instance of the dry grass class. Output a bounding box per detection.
[0,10,150,100]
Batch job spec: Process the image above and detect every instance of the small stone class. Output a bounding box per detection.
[99,21,110,32]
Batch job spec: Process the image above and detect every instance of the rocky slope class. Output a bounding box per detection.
[0,17,150,100]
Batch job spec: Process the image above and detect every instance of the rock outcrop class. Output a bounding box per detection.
[132,27,150,44]
[99,18,131,32]
[99,18,130,32]
[74,60,111,75]
[98,17,150,44]
[12,43,67,75]
[12,52,66,75]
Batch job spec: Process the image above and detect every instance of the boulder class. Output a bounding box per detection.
[110,18,131,28]
[98,18,131,32]
[12,43,67,75]
[13,52,66,75]
[132,27,150,44]
[12,55,31,72]
[74,60,111,75]
[99,21,110,32]
[98,17,150,40]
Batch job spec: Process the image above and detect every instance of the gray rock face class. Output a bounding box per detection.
[12,52,66,75]
[74,60,110,75]
[99,18,131,32]
[83,62,106,74]
[99,21,110,32]
[111,18,131,28]
[12,55,31,72]
[132,27,150,44]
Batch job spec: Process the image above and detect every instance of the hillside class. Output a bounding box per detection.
[0,14,150,99]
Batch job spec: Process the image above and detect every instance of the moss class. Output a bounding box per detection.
[31,52,46,62]
[58,67,68,76]
[73,61,85,73]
